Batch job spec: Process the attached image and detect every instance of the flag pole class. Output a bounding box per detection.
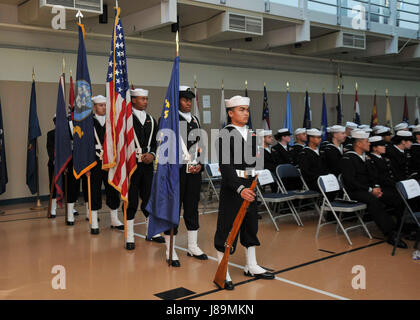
[30,69,45,211]
[87,172,92,225]
[169,31,180,267]
[62,58,69,225]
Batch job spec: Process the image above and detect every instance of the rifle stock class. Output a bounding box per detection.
[213,176,259,289]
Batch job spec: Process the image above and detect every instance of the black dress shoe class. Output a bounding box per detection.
[91,228,99,235]
[387,235,408,249]
[187,252,208,260]
[73,211,79,216]
[66,221,74,226]
[49,215,56,219]
[146,236,165,243]
[213,280,235,290]
[244,270,275,279]
[125,242,135,250]
[166,259,181,267]
[111,225,124,230]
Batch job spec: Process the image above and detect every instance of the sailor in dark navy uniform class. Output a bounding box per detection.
[394,122,409,135]
[87,95,123,235]
[214,95,274,290]
[341,130,407,249]
[409,125,420,178]
[47,115,57,218]
[290,128,306,166]
[386,130,413,182]
[323,125,346,177]
[259,130,277,192]
[124,88,162,250]
[272,128,293,165]
[162,86,207,266]
[376,127,392,149]
[297,128,328,191]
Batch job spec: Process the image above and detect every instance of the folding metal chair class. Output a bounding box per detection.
[317,174,372,245]
[201,163,222,214]
[393,179,420,256]
[276,164,322,225]
[255,169,299,231]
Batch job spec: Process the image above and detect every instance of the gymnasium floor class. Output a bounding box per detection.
[0,199,419,300]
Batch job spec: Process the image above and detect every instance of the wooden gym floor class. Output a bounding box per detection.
[0,199,419,300]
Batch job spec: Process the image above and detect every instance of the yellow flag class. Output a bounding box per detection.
[385,92,393,129]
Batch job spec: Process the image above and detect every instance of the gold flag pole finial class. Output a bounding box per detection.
[70,69,72,77]
[264,82,266,87]
[32,67,35,81]
[386,88,389,96]
[62,58,65,74]
[286,81,290,92]
[322,87,325,94]
[245,80,248,89]
[194,75,197,88]
[355,82,358,91]
[176,31,179,57]
[337,84,340,93]
[222,79,224,89]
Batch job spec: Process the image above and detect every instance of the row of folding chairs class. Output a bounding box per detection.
[200,163,420,253]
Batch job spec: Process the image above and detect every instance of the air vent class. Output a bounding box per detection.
[228,13,263,35]
[342,32,366,49]
[41,0,103,13]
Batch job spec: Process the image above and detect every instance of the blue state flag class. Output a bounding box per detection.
[146,57,181,239]
[73,24,96,179]
[283,91,294,145]
[321,92,328,142]
[26,80,41,194]
[54,75,72,207]
[0,97,8,195]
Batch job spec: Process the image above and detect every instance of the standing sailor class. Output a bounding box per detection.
[162,86,207,266]
[88,95,123,234]
[66,115,80,225]
[125,88,163,250]
[215,95,274,290]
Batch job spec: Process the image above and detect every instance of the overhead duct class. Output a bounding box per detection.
[182,11,263,43]
[18,0,103,26]
[292,30,366,56]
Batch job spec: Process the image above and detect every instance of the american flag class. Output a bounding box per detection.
[102,8,137,202]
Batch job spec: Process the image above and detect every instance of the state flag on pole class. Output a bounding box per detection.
[73,23,97,179]
[0,97,8,195]
[303,90,311,129]
[102,8,137,202]
[403,95,409,123]
[220,82,226,128]
[69,74,75,121]
[262,84,270,130]
[146,56,181,239]
[370,92,378,127]
[415,96,419,125]
[385,91,393,129]
[353,87,361,125]
[26,79,41,195]
[336,91,343,125]
[54,75,72,207]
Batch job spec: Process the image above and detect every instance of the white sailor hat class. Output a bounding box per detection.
[351,130,369,139]
[413,125,420,133]
[130,88,149,97]
[377,127,391,136]
[53,114,56,119]
[326,127,331,133]
[179,86,195,99]
[394,122,409,131]
[358,124,370,130]
[306,128,322,137]
[363,128,373,133]
[294,128,306,135]
[372,125,385,132]
[329,125,345,133]
[346,121,358,129]
[225,95,250,109]
[396,130,412,138]
[369,136,386,146]
[92,95,106,104]
[258,130,273,137]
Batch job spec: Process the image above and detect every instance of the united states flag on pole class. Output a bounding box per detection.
[102,8,137,201]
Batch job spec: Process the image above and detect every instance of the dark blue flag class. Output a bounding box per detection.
[336,91,343,125]
[146,57,180,239]
[26,80,41,194]
[73,24,96,179]
[0,97,8,195]
[262,84,270,129]
[54,76,72,207]
[303,90,311,129]
[245,87,253,129]
[321,92,328,142]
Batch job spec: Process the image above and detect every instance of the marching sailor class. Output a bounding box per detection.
[88,95,123,235]
[214,95,274,290]
[125,88,163,250]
